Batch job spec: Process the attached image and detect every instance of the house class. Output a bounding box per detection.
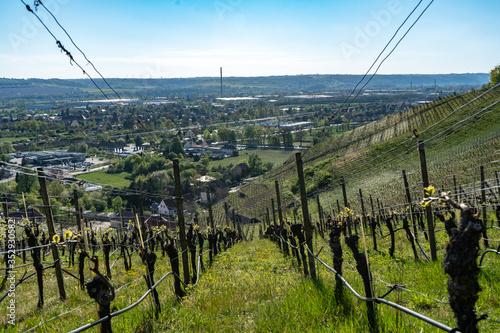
[158,194,195,217]
[200,179,229,204]
[220,143,237,157]
[184,129,197,140]
[232,162,250,179]
[184,142,206,155]
[158,198,177,216]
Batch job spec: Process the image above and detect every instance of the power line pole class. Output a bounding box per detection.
[220,67,223,98]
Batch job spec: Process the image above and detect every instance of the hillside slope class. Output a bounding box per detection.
[223,84,500,219]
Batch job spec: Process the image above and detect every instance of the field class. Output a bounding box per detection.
[76,170,132,188]
[0,137,30,142]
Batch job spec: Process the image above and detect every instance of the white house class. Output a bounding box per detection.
[158,198,178,216]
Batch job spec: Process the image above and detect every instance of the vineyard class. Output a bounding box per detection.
[1,83,500,332]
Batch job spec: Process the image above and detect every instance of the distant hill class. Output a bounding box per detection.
[0,73,490,99]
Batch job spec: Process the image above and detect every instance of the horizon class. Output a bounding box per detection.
[1,1,499,80]
[1,72,490,81]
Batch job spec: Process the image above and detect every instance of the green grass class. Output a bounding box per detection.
[0,136,30,142]
[2,222,500,332]
[76,170,132,187]
[210,148,298,169]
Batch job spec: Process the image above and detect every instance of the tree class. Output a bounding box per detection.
[218,127,237,144]
[135,135,143,148]
[295,130,304,146]
[281,128,293,147]
[89,147,99,156]
[270,135,281,146]
[244,126,257,144]
[248,153,263,176]
[170,137,185,156]
[112,196,123,212]
[15,170,39,194]
[491,65,500,86]
[203,129,212,140]
[1,142,14,154]
[29,142,38,152]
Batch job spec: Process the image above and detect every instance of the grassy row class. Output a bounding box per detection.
[4,219,499,332]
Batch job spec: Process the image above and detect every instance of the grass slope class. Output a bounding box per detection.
[5,227,500,332]
[223,85,500,219]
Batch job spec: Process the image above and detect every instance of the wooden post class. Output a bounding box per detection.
[295,153,316,279]
[480,166,489,248]
[73,189,81,233]
[271,198,277,226]
[37,168,66,300]
[206,186,214,229]
[418,141,437,261]
[316,195,324,237]
[266,208,270,230]
[173,159,190,286]
[496,171,500,201]
[359,189,367,228]
[368,194,378,251]
[480,166,487,226]
[453,175,459,203]
[275,180,288,255]
[402,170,418,241]
[138,192,146,236]
[340,176,352,235]
[224,202,229,227]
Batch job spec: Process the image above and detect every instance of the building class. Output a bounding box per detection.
[158,194,195,217]
[231,162,250,180]
[200,179,229,204]
[21,151,86,166]
[158,198,178,217]
[220,143,237,157]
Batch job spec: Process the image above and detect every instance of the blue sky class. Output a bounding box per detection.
[1,0,499,79]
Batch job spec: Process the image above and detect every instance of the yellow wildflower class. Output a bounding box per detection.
[424,185,435,196]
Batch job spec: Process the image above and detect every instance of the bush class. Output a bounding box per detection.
[315,170,333,189]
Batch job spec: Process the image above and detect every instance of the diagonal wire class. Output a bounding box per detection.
[324,0,425,127]
[36,0,122,99]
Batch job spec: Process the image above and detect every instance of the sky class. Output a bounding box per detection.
[0,0,499,79]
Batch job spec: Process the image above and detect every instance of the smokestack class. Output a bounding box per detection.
[220,67,223,98]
